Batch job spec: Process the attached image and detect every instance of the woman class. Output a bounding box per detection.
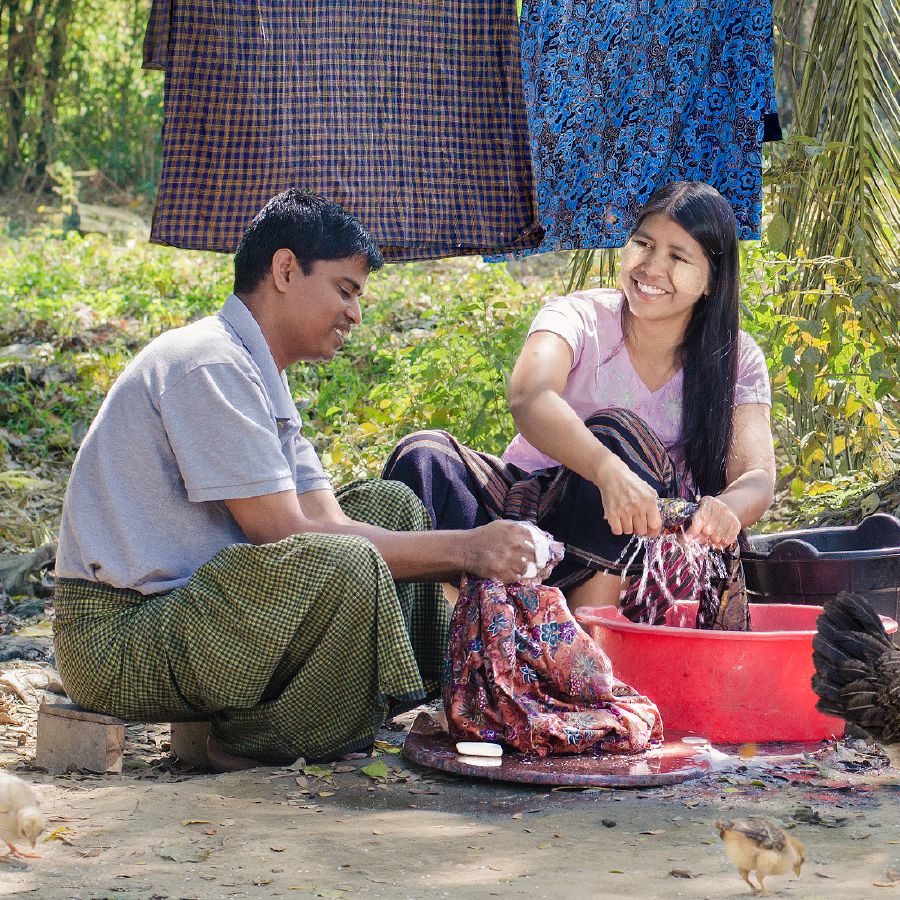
[383,181,776,623]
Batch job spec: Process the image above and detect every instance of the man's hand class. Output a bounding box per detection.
[462,520,542,583]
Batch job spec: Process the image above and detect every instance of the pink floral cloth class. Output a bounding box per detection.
[444,578,663,757]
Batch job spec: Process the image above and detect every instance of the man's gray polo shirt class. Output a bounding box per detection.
[56,294,330,595]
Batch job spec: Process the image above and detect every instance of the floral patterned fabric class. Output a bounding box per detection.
[515,0,778,250]
[444,578,664,756]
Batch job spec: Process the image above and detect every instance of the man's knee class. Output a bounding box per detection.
[300,531,385,575]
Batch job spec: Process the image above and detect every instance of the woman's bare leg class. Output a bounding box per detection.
[566,570,625,613]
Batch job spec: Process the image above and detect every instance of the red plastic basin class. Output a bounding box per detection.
[575,602,899,743]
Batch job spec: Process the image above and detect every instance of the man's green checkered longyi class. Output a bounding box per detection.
[53,480,450,761]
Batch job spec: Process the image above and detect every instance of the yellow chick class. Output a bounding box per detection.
[715,817,804,896]
[0,772,46,861]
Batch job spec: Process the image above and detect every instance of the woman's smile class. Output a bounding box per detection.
[633,278,669,299]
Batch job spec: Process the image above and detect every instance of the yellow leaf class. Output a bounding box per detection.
[864,412,882,428]
[832,435,846,456]
[808,481,837,496]
[358,422,379,436]
[845,395,862,416]
[43,827,70,842]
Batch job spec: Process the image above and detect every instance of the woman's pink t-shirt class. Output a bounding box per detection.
[502,289,771,483]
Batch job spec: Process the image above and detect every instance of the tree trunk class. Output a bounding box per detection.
[1,0,25,185]
[29,0,76,190]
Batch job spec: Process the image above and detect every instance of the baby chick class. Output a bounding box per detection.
[715,817,804,896]
[0,772,46,861]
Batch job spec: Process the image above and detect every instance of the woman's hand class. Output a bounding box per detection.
[593,455,662,537]
[684,495,741,549]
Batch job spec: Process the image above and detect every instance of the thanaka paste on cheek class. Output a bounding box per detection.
[620,240,646,269]
[671,259,708,296]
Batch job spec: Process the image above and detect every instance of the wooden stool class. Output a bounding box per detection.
[36,699,210,773]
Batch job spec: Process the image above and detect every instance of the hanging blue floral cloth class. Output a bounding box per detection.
[515,0,780,251]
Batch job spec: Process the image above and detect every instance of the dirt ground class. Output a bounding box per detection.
[2,668,899,900]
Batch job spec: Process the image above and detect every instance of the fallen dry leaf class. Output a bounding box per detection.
[360,761,389,780]
[158,845,210,863]
[271,847,286,853]
[181,819,211,826]
[669,870,695,879]
[372,740,401,755]
[43,826,76,846]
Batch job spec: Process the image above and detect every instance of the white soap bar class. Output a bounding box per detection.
[457,754,502,768]
[455,741,503,757]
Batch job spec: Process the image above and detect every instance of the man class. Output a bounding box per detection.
[54,190,538,769]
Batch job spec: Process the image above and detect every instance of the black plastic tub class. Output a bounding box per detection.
[743,513,900,643]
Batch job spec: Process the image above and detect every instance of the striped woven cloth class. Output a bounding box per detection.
[143,0,542,261]
[383,408,750,629]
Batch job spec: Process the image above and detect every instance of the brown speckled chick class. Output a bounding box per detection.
[715,817,805,896]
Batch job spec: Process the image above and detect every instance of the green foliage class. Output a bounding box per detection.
[0,232,548,494]
[741,244,898,488]
[290,262,541,482]
[0,229,228,473]
[0,0,161,194]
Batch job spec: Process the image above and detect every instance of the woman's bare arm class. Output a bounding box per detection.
[684,402,776,546]
[508,331,661,536]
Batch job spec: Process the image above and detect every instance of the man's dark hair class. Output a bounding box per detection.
[233,189,383,294]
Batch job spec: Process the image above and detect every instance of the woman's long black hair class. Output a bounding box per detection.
[622,181,740,498]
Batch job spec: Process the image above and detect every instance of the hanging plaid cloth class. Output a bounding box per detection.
[142,1,543,261]
[509,0,780,252]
